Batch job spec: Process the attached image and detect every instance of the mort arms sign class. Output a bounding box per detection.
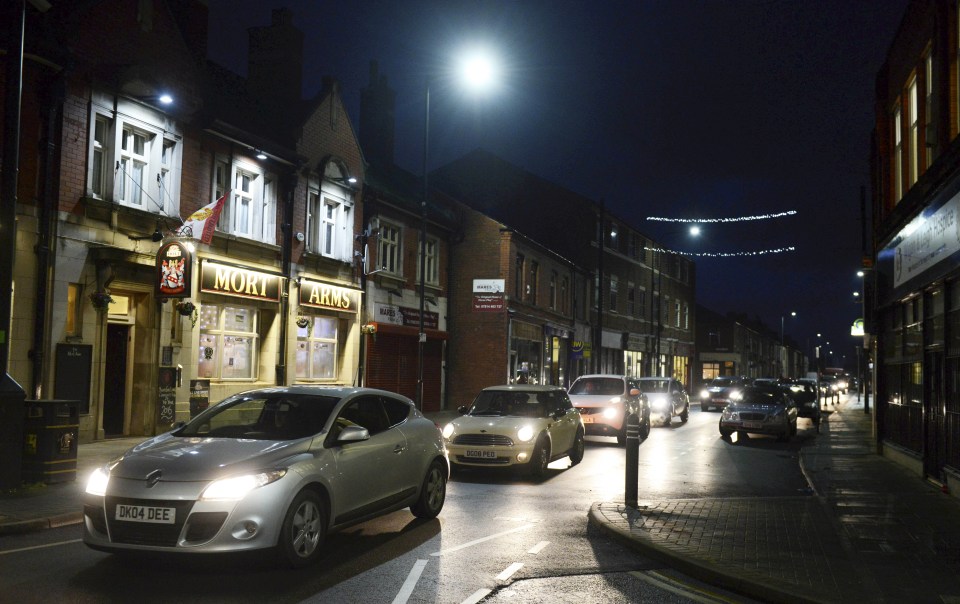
[200,261,281,302]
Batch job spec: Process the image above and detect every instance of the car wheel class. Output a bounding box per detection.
[527,437,550,478]
[719,424,733,438]
[411,459,447,519]
[679,405,689,423]
[277,489,327,568]
[569,429,585,466]
[701,403,709,412]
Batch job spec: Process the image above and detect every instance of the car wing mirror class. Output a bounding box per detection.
[337,425,370,444]
[457,405,468,415]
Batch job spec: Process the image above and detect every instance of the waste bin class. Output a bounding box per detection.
[22,399,79,484]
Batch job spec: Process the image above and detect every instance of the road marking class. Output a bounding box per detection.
[430,523,534,556]
[391,559,428,604]
[629,570,739,603]
[527,540,550,554]
[460,588,492,604]
[495,562,524,581]
[0,539,82,555]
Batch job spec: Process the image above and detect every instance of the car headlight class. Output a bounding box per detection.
[516,426,535,442]
[85,466,111,497]
[602,406,620,419]
[729,390,743,401]
[200,469,287,501]
[442,423,455,439]
[699,389,709,399]
[722,408,738,420]
[649,396,669,409]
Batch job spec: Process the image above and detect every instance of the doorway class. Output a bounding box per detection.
[104,324,130,436]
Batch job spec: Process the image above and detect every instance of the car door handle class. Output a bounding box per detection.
[394,444,405,454]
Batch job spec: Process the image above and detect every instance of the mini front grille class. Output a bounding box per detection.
[453,434,513,446]
[105,496,195,547]
[455,455,510,465]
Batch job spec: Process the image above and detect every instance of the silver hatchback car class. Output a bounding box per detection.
[82,386,448,567]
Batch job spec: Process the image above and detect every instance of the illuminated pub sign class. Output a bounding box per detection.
[298,278,361,314]
[200,260,281,302]
[156,241,193,299]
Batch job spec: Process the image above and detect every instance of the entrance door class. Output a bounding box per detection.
[104,324,129,436]
[923,351,945,480]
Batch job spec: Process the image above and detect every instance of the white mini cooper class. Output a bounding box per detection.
[442,385,585,477]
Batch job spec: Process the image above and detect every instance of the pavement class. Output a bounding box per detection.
[3,400,960,604]
[589,395,960,604]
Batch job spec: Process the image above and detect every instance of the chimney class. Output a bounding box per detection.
[247,8,303,108]
[359,60,396,168]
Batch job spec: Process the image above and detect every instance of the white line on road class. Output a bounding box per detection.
[430,523,534,556]
[460,588,492,604]
[495,562,524,581]
[392,559,429,604]
[527,540,550,555]
[629,570,738,603]
[0,539,82,555]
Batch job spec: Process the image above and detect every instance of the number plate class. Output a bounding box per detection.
[581,415,594,424]
[464,450,497,459]
[742,421,762,430]
[115,504,176,524]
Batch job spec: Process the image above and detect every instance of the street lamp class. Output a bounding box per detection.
[780,311,796,345]
[416,48,499,410]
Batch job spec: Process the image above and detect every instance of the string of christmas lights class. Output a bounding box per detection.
[646,210,797,223]
[644,246,796,257]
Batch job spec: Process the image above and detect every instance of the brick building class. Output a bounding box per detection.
[870,0,960,492]
[1,3,365,443]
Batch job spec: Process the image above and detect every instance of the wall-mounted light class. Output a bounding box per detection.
[158,93,173,105]
[255,150,267,160]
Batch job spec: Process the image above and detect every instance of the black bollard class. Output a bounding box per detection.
[625,412,640,508]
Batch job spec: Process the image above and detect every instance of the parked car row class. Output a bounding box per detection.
[80,375,694,567]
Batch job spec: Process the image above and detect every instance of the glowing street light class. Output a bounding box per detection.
[417,46,500,409]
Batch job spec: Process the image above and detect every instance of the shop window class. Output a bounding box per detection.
[198,304,259,380]
[295,315,338,380]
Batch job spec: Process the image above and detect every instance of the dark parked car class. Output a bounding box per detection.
[787,380,821,432]
[698,376,748,412]
[719,384,798,441]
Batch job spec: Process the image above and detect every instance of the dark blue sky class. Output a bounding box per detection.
[206,0,908,368]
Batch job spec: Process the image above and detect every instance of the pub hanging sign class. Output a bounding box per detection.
[156,241,193,299]
[200,260,281,303]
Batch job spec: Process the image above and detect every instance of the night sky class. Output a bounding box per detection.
[205,0,909,369]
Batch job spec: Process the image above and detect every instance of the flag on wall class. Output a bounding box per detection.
[179,194,227,244]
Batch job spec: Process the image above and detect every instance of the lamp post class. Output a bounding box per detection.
[416,48,498,410]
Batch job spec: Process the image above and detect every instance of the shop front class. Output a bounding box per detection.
[293,278,362,384]
[366,302,445,411]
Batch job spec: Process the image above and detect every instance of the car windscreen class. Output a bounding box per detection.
[739,390,782,406]
[469,390,549,418]
[636,379,669,393]
[178,393,339,440]
[710,378,739,387]
[569,377,624,396]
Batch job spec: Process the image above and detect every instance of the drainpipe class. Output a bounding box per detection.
[277,170,297,386]
[30,73,65,399]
